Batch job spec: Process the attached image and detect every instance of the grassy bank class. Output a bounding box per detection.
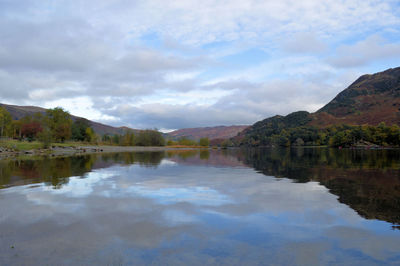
[0,140,91,151]
[0,139,43,151]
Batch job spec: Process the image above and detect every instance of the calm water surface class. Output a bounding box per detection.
[0,148,400,265]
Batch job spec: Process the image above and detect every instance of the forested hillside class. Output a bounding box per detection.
[238,67,400,147]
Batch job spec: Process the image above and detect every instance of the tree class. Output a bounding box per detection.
[199,137,210,147]
[294,138,305,146]
[102,134,112,144]
[71,119,91,141]
[387,125,400,146]
[221,139,233,149]
[271,134,289,147]
[112,134,121,145]
[21,122,43,141]
[0,107,12,137]
[37,128,52,148]
[178,137,196,146]
[135,130,165,146]
[46,107,72,142]
[122,131,135,146]
[166,140,177,146]
[11,120,22,139]
[85,127,97,143]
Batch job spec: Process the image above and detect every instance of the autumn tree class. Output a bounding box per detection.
[45,107,72,142]
[21,122,43,141]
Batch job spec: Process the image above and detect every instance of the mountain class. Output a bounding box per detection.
[313,67,400,126]
[0,103,133,136]
[238,67,400,145]
[167,125,249,140]
[233,111,313,145]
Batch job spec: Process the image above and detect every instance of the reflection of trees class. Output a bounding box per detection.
[240,148,400,225]
[166,150,199,160]
[0,152,165,189]
[199,150,210,160]
[105,152,164,167]
[0,160,14,188]
[0,155,98,189]
[2,148,399,225]
[165,149,211,160]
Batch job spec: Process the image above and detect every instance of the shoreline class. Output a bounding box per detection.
[1,144,398,160]
[0,145,209,160]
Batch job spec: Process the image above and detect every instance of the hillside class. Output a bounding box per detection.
[313,67,400,126]
[238,67,400,146]
[0,103,132,136]
[167,125,249,140]
[239,111,311,141]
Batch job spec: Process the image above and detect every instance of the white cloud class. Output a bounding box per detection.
[282,32,327,54]
[327,35,400,68]
[83,0,399,46]
[0,0,399,129]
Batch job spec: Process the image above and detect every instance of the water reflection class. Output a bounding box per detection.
[0,148,400,265]
[239,148,400,225]
[0,152,164,189]
[1,148,400,226]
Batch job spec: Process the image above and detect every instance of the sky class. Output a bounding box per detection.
[0,0,399,131]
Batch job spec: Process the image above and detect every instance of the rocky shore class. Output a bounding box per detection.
[0,145,194,159]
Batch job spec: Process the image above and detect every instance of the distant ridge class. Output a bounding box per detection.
[0,103,249,138]
[167,125,249,140]
[0,103,135,136]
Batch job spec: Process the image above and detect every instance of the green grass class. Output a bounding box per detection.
[52,141,86,148]
[0,140,117,151]
[0,140,43,151]
[0,140,87,151]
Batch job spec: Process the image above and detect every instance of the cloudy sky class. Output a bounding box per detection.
[0,0,399,131]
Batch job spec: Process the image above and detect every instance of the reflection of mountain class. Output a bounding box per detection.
[239,148,400,224]
[165,149,247,168]
[1,148,399,225]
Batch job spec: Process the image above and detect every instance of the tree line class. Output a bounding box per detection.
[101,129,165,146]
[240,123,400,147]
[0,106,165,147]
[166,137,210,147]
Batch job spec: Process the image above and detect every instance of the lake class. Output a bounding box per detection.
[0,148,400,265]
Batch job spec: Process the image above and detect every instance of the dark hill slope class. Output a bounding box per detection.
[242,111,311,139]
[0,104,47,120]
